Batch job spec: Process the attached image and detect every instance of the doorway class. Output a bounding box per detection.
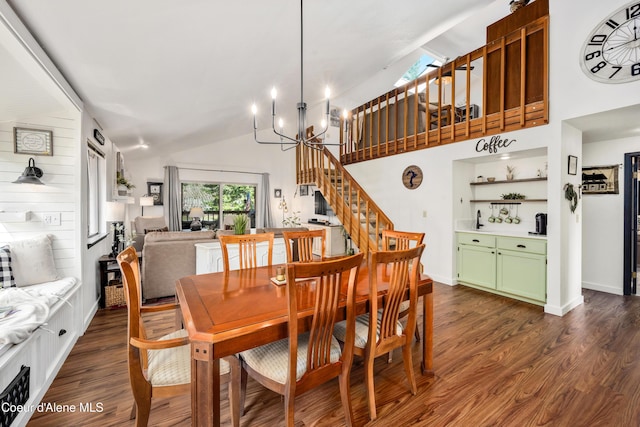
[623,152,640,295]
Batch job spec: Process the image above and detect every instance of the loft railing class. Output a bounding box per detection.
[296,143,393,255]
[339,15,549,165]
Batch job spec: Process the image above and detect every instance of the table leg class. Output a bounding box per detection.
[421,292,434,376]
[192,342,220,427]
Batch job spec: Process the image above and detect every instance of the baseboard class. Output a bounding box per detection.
[544,294,584,316]
[582,281,624,296]
[82,301,99,335]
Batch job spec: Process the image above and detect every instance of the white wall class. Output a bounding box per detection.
[125,131,311,229]
[582,136,638,295]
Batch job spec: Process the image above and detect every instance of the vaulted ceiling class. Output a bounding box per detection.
[2,0,506,158]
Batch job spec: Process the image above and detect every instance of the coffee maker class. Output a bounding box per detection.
[530,213,547,235]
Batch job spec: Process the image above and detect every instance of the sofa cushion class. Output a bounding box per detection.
[144,230,215,244]
[0,245,15,288]
[133,216,167,234]
[145,226,169,234]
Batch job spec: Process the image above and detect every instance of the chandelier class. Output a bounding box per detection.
[251,0,341,150]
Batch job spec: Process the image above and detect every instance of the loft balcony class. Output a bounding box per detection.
[339,1,549,165]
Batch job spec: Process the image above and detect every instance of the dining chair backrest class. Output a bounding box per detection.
[369,245,425,346]
[219,232,275,272]
[381,229,425,251]
[282,229,326,262]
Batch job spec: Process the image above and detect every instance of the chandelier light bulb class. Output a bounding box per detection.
[325,87,330,98]
[321,119,327,129]
[343,109,348,119]
[278,118,284,129]
[251,104,257,115]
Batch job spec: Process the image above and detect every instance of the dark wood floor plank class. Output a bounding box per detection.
[28,283,640,426]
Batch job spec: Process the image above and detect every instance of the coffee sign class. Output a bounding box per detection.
[475,134,515,154]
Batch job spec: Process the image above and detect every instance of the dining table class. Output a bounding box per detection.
[175,261,434,427]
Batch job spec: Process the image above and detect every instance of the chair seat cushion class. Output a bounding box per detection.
[334,312,403,349]
[240,331,341,384]
[147,329,232,386]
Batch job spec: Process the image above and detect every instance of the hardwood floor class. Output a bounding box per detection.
[28,283,640,426]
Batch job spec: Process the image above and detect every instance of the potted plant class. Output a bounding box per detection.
[116,173,135,196]
[233,214,249,235]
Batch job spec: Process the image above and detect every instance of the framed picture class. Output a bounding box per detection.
[568,155,578,175]
[147,182,163,205]
[274,188,282,198]
[330,108,342,127]
[582,165,619,194]
[300,185,309,196]
[14,127,53,156]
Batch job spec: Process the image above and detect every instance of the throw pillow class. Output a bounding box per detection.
[144,226,169,233]
[0,245,15,288]
[9,234,59,286]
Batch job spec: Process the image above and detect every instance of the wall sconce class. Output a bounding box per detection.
[188,207,204,231]
[13,157,44,185]
[139,195,154,216]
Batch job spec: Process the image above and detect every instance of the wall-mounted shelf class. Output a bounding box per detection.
[471,199,547,203]
[470,177,547,185]
[0,211,31,222]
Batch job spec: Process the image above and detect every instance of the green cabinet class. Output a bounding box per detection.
[457,234,496,289]
[457,232,546,305]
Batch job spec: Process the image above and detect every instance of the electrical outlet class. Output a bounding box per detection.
[43,212,61,226]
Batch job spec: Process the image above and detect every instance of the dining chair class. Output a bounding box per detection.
[117,246,240,427]
[282,228,326,262]
[218,232,275,272]
[381,229,425,350]
[238,253,364,427]
[333,244,425,420]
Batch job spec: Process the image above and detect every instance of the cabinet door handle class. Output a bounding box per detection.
[58,329,67,337]
[497,252,501,255]
[472,239,480,242]
[492,251,495,254]
[517,244,526,248]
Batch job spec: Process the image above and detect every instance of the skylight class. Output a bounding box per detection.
[394,54,442,88]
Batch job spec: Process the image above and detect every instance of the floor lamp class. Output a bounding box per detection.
[139,195,154,216]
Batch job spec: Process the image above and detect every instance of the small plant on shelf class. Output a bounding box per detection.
[506,165,515,180]
[501,192,526,200]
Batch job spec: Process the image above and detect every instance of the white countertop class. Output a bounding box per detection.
[455,228,547,240]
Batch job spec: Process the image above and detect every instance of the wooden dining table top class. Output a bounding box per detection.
[176,262,433,359]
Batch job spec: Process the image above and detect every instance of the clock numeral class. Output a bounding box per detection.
[585,51,602,61]
[627,4,640,19]
[632,63,640,76]
[605,19,619,29]
[590,61,607,74]
[588,34,607,46]
[609,66,622,79]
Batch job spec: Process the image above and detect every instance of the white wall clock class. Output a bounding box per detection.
[580,1,640,83]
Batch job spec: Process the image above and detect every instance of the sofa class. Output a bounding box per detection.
[131,216,168,252]
[141,230,215,300]
[141,227,309,300]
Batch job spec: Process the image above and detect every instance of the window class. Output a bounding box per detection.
[87,143,105,239]
[394,54,440,88]
[181,182,256,230]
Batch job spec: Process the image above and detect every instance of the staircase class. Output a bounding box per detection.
[296,142,393,255]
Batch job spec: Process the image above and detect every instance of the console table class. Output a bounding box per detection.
[195,237,287,274]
